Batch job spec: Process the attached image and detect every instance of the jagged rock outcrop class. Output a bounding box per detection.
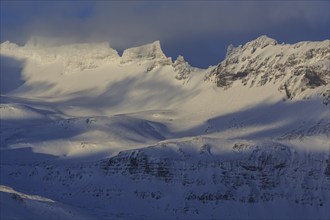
[206,35,330,102]
[121,41,172,72]
[172,55,192,81]
[122,41,167,61]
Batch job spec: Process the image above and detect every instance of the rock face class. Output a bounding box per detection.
[121,41,172,73]
[102,141,329,207]
[172,55,192,81]
[206,36,330,102]
[2,139,328,218]
[122,41,167,61]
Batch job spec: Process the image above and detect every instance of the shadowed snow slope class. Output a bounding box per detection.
[0,36,329,219]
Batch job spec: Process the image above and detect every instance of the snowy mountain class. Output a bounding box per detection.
[1,36,329,219]
[206,35,330,103]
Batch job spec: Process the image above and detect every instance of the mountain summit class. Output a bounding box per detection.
[207,36,329,103]
[242,35,278,51]
[122,40,167,61]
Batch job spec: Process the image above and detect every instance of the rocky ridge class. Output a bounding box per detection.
[1,36,329,101]
[206,35,330,103]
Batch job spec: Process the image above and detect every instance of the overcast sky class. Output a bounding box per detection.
[1,1,329,67]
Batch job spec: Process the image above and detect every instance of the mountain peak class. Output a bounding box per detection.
[243,35,277,51]
[122,40,167,61]
[173,55,192,81]
[207,37,329,103]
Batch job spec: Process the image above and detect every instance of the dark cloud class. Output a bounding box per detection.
[1,1,329,67]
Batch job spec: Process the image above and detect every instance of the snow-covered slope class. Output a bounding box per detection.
[0,36,329,219]
[0,185,90,220]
